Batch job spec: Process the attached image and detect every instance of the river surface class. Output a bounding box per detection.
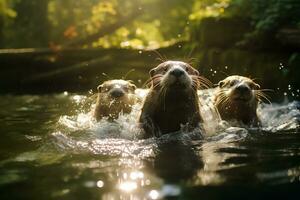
[0,92,299,200]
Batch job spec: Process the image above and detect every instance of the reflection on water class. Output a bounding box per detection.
[0,93,300,199]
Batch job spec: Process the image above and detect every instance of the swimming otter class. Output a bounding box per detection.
[94,80,137,121]
[214,75,263,126]
[139,61,205,138]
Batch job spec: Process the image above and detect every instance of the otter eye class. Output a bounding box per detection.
[149,69,156,77]
[230,80,237,87]
[97,85,103,92]
[218,81,225,88]
[129,84,136,92]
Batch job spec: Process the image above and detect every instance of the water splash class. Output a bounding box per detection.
[49,90,300,158]
[259,101,300,132]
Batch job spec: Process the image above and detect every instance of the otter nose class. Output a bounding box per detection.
[236,85,250,94]
[110,89,125,98]
[170,68,184,77]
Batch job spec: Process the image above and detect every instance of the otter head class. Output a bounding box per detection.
[97,79,136,100]
[218,75,260,103]
[149,61,200,91]
[95,80,137,121]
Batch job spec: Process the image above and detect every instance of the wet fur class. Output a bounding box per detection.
[140,61,206,138]
[94,80,137,121]
[214,75,267,126]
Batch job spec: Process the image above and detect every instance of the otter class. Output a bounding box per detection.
[94,80,137,121]
[214,75,263,127]
[139,61,205,138]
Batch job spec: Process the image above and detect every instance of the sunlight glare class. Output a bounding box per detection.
[118,181,138,192]
[149,190,160,200]
[97,180,104,188]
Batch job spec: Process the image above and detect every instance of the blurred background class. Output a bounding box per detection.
[0,0,299,100]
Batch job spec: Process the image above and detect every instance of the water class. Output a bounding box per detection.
[0,92,300,199]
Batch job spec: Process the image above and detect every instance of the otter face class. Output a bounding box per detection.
[218,75,260,102]
[97,80,136,99]
[149,61,199,90]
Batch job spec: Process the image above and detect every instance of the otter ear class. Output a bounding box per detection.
[254,83,260,90]
[97,85,103,92]
[218,81,225,88]
[130,83,137,91]
[194,68,200,76]
[149,68,156,77]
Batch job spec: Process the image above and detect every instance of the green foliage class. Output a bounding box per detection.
[189,0,230,20]
[228,0,300,32]
[0,0,16,18]
[0,0,299,49]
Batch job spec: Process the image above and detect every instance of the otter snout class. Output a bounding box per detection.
[110,88,125,98]
[232,83,253,101]
[170,68,185,77]
[163,66,191,88]
[236,84,251,94]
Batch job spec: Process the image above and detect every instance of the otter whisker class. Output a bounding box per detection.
[254,89,274,92]
[155,57,165,63]
[191,79,200,90]
[143,74,163,88]
[184,46,196,63]
[219,98,229,110]
[192,75,213,89]
[153,82,162,90]
[122,69,135,80]
[217,95,228,107]
[152,50,166,63]
[256,92,270,103]
[192,75,212,85]
[256,92,272,104]
[257,95,272,105]
[256,90,271,99]
[215,93,227,106]
[192,78,210,89]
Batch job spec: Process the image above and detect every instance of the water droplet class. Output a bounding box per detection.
[118,181,137,192]
[145,179,151,185]
[149,190,160,199]
[96,180,104,188]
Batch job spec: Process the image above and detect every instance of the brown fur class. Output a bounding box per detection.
[94,80,137,121]
[214,75,262,126]
[139,61,205,138]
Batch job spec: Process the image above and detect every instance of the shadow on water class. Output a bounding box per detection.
[145,138,203,183]
[0,93,300,199]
